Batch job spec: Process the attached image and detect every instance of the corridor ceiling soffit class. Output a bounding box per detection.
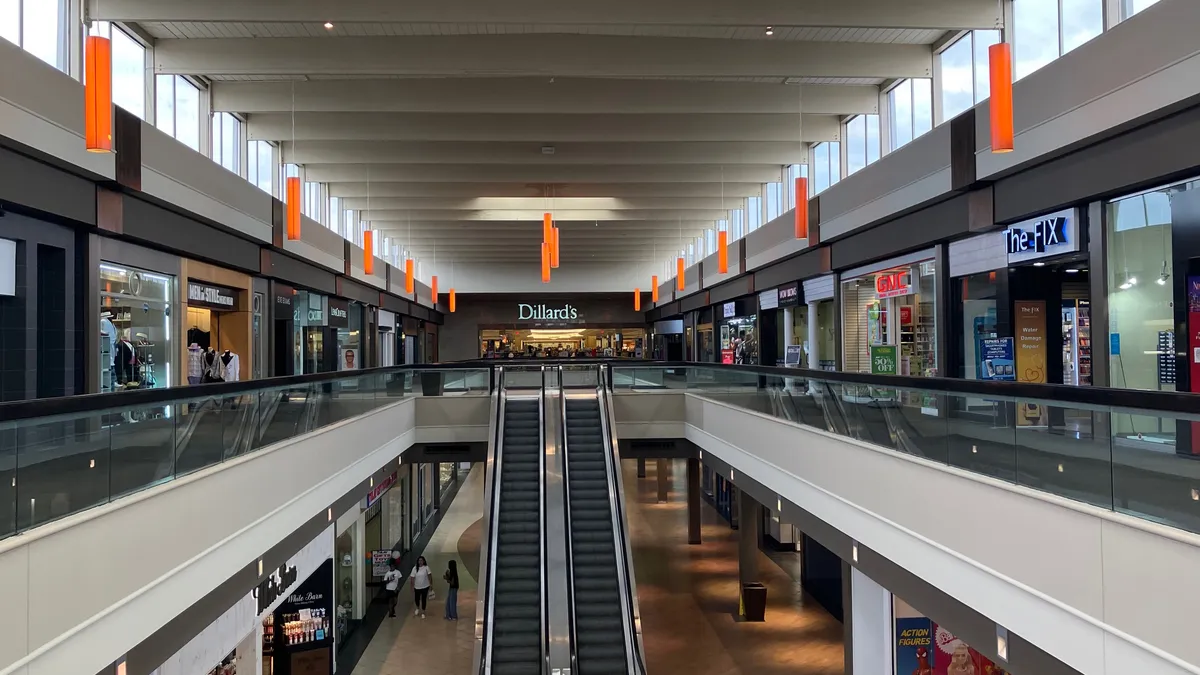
[93,0,999,30]
[279,141,808,166]
[327,183,768,199]
[338,197,765,210]
[153,35,933,79]
[358,209,737,222]
[248,113,839,143]
[302,164,789,184]
[214,79,880,115]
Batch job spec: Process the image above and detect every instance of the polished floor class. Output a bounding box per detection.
[349,458,844,675]
[627,459,846,675]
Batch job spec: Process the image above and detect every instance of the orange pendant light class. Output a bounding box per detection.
[634,288,641,311]
[85,35,113,153]
[363,230,374,275]
[431,275,439,306]
[286,176,302,240]
[405,258,414,294]
[550,226,560,269]
[449,288,457,313]
[543,212,553,244]
[541,242,551,283]
[989,42,1014,153]
[652,275,659,303]
[676,257,685,291]
[717,229,728,273]
[794,177,809,239]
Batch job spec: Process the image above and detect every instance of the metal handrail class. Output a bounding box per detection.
[557,366,581,674]
[475,368,506,675]
[599,364,649,674]
[538,366,550,675]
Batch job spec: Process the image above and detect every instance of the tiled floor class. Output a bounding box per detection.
[626,459,846,675]
[350,465,484,675]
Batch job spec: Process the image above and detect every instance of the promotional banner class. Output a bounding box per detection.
[895,617,934,675]
[1013,300,1047,426]
[931,624,1009,675]
[870,344,899,375]
[977,338,1015,381]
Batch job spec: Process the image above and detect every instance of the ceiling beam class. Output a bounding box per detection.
[361,209,734,221]
[328,182,768,198]
[305,164,787,183]
[95,0,998,30]
[216,79,878,115]
[281,141,806,166]
[248,112,839,143]
[340,197,755,210]
[155,35,932,79]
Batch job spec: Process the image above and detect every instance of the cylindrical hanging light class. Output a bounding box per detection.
[286,176,302,240]
[405,258,415,294]
[717,229,728,274]
[85,35,113,153]
[449,288,456,313]
[634,288,641,311]
[431,275,439,306]
[363,230,374,275]
[550,226,560,269]
[989,42,1014,153]
[652,275,659,303]
[541,242,551,283]
[676,257,685,291]
[543,212,553,244]
[794,177,809,240]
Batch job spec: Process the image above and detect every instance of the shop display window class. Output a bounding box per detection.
[99,263,174,390]
[719,315,757,364]
[334,526,358,646]
[439,462,455,496]
[841,261,938,376]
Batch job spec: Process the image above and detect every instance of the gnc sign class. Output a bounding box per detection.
[875,269,913,298]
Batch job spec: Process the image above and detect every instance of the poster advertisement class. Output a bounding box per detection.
[1188,277,1200,453]
[371,550,393,577]
[1013,300,1046,426]
[784,344,804,366]
[339,348,358,371]
[895,617,934,675]
[977,338,1015,381]
[870,345,899,375]
[931,624,1009,675]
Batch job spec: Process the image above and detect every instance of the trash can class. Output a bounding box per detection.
[741,582,767,622]
[420,370,445,396]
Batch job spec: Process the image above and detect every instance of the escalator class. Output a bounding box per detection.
[488,397,545,675]
[563,394,639,675]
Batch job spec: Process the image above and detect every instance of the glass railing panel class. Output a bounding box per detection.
[110,402,179,499]
[503,368,545,389]
[946,394,1018,482]
[1111,407,1200,531]
[560,365,598,388]
[1,427,14,538]
[1012,400,1113,510]
[9,410,115,532]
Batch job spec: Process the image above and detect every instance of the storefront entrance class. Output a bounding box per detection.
[479,326,647,357]
[100,262,175,391]
[842,256,939,377]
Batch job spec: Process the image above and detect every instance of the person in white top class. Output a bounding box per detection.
[410,556,432,618]
[383,559,404,618]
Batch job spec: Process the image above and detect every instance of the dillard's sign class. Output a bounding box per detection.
[254,563,299,615]
[518,303,580,321]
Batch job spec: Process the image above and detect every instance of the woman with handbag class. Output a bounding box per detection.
[443,560,460,620]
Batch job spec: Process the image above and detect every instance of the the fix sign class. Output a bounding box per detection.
[1006,216,1068,255]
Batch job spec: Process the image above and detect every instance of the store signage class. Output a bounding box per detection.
[1014,301,1047,426]
[758,289,779,310]
[273,283,295,319]
[187,281,236,309]
[1004,208,1079,263]
[777,282,800,307]
[365,471,398,509]
[328,297,350,328]
[1189,278,1200,454]
[254,563,299,615]
[875,269,913,298]
[518,303,580,321]
[870,345,899,375]
[722,302,736,318]
[978,337,1016,381]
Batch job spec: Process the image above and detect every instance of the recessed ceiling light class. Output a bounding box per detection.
[1065,268,1079,273]
[324,22,334,29]
[765,26,774,36]
[1032,261,1045,267]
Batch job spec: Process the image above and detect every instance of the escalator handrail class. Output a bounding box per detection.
[475,368,506,675]
[556,366,581,674]
[596,365,649,675]
[537,366,550,675]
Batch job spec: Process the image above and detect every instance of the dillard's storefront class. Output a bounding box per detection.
[438,293,651,360]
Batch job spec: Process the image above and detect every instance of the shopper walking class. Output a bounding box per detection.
[410,556,432,619]
[383,559,403,617]
[443,560,460,620]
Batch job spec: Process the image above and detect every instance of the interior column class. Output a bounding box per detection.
[686,457,701,544]
[637,457,646,478]
[849,567,894,675]
[656,458,669,503]
[737,488,760,587]
[807,300,820,368]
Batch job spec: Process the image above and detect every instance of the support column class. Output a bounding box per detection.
[686,457,701,544]
[849,566,894,675]
[783,306,795,348]
[637,457,646,478]
[737,488,760,587]
[656,458,669,503]
[807,301,820,369]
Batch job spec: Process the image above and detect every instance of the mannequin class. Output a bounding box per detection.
[219,349,241,383]
[114,330,137,385]
[202,348,223,383]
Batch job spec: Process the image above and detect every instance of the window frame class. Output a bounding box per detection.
[6,0,71,73]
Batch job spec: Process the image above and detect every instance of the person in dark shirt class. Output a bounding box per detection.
[442,560,460,620]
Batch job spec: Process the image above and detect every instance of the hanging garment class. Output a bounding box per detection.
[187,326,211,351]
[220,350,242,383]
[114,340,137,384]
[187,345,204,384]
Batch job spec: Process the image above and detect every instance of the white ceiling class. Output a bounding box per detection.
[91,0,996,269]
